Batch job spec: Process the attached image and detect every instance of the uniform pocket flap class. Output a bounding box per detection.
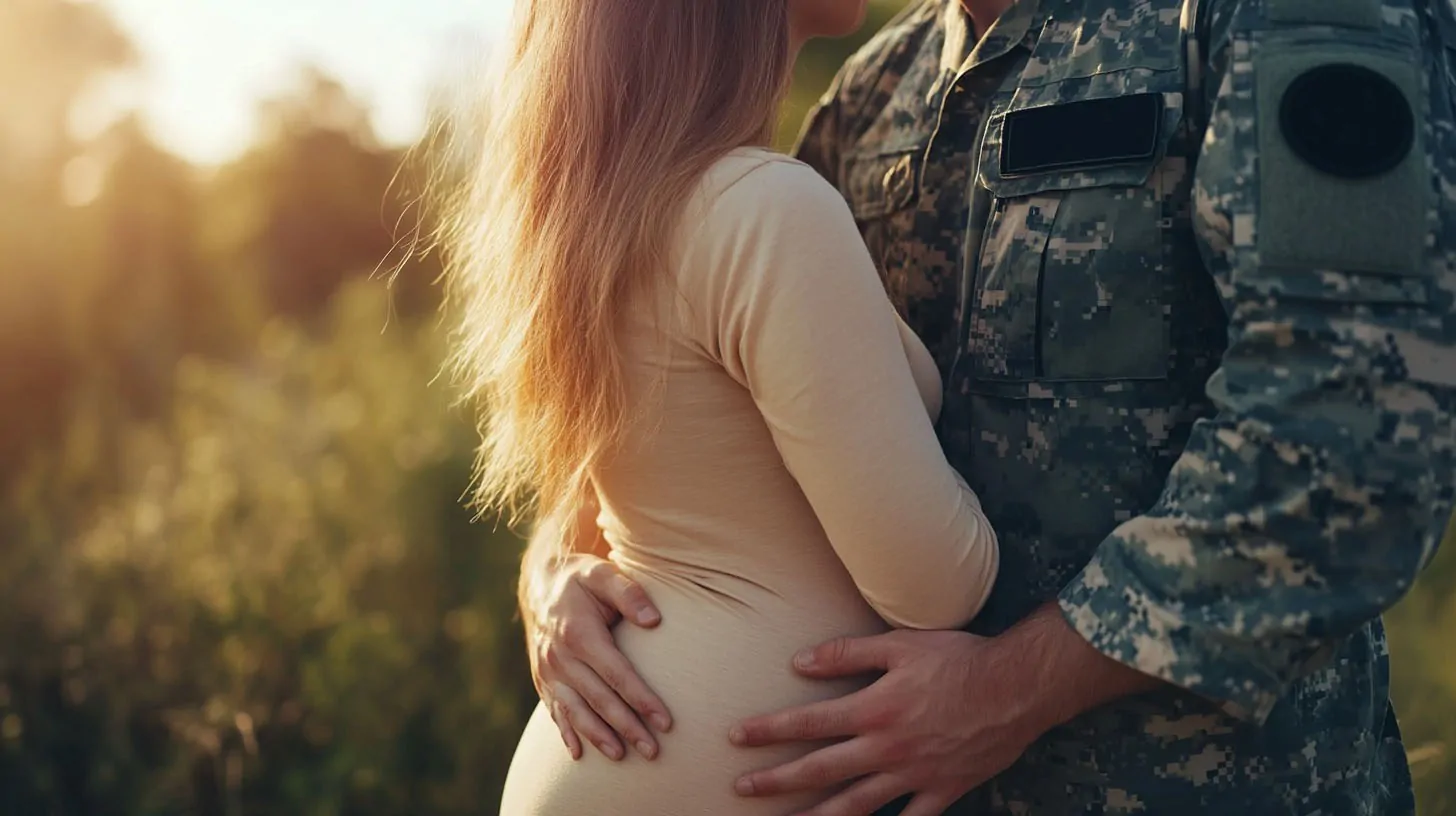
[980,83,1185,199]
[841,147,924,220]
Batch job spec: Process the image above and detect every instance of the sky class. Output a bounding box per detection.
[97,0,515,164]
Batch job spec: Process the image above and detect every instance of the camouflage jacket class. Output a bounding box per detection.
[795,0,1456,812]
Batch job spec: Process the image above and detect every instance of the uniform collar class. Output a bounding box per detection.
[941,0,1043,76]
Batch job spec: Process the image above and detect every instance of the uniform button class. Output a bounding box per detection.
[882,154,916,203]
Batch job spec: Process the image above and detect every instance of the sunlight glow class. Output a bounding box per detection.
[97,0,515,164]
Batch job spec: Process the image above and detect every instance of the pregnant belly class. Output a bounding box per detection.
[500,571,888,816]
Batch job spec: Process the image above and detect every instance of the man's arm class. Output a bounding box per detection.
[1057,0,1456,723]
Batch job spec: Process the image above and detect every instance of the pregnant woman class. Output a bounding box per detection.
[438,2,999,813]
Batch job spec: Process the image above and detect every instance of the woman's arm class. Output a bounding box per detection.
[517,501,609,632]
[516,499,672,761]
[688,157,998,630]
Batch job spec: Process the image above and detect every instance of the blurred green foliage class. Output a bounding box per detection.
[1,286,536,815]
[0,1,1451,814]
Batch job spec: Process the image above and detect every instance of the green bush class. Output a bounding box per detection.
[0,281,535,816]
[1387,513,1456,814]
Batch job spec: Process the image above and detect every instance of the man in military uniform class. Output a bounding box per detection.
[516,0,1456,813]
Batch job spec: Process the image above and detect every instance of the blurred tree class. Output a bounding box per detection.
[244,69,409,318]
[81,116,205,412]
[0,0,137,484]
[0,0,136,181]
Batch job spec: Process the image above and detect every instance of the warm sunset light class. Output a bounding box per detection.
[1,1,1452,814]
[96,0,514,162]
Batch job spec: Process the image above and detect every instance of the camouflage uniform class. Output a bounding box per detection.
[794,0,1456,812]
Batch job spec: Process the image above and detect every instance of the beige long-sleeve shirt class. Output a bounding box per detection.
[501,147,997,816]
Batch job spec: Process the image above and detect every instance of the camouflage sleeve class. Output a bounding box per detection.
[790,76,845,190]
[1057,0,1456,723]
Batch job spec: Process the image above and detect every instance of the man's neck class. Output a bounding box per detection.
[960,0,1017,38]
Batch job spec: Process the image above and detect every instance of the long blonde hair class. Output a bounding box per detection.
[438,2,793,527]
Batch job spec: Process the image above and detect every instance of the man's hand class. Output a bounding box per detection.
[728,629,1033,816]
[728,604,1162,816]
[525,553,671,761]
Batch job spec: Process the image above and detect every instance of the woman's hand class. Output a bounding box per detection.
[525,552,672,761]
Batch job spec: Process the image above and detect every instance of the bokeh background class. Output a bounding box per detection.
[0,1,1452,814]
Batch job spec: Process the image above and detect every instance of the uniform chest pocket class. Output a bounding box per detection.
[967,88,1187,384]
[843,147,921,221]
[841,145,938,328]
[842,146,924,283]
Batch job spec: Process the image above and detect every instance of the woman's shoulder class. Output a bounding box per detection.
[696,147,841,210]
[684,147,853,247]
[670,146,869,319]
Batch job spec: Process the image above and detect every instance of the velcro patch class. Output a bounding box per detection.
[1257,45,1427,278]
[1266,0,1381,30]
[1279,63,1415,179]
[1000,93,1164,177]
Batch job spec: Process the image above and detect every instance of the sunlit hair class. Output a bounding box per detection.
[436,2,793,531]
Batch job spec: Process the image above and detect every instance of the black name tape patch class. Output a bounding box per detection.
[1000,92,1165,177]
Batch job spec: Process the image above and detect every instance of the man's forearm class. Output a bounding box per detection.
[1004,603,1165,737]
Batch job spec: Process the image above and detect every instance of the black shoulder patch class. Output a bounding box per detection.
[1279,63,1415,179]
[1000,93,1164,177]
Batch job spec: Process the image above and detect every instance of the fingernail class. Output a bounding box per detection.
[601,742,622,760]
[650,713,672,733]
[793,651,815,670]
[735,777,754,796]
[637,608,660,625]
[635,740,655,759]
[728,725,746,746]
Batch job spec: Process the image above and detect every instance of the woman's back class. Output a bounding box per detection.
[598,152,941,615]
[499,150,995,815]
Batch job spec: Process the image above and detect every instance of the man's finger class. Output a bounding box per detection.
[792,633,901,679]
[582,562,661,627]
[730,694,862,748]
[550,682,625,761]
[899,791,959,816]
[796,773,906,816]
[733,738,877,798]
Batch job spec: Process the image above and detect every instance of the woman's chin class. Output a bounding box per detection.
[793,0,870,41]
